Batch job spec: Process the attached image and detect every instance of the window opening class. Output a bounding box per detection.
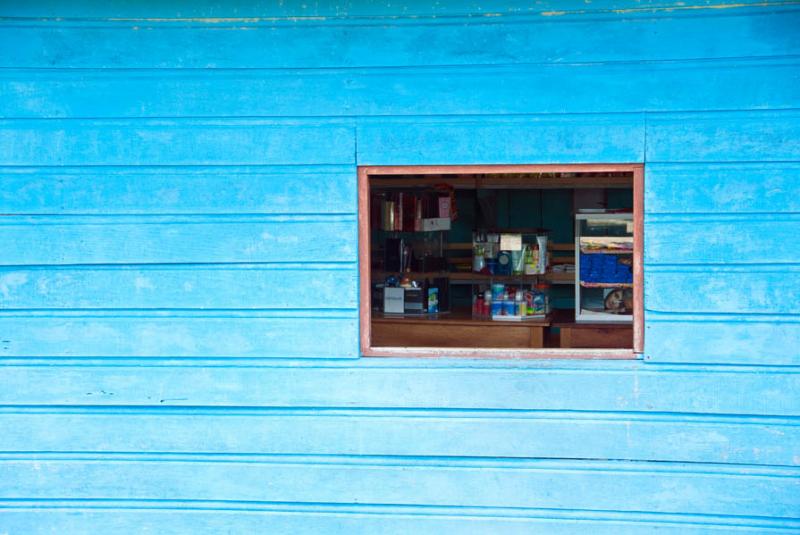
[358,165,643,358]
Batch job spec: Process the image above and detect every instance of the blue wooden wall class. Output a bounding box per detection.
[1,1,799,532]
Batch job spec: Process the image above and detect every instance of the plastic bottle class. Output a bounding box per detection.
[536,235,548,274]
[535,282,551,314]
[503,291,514,316]
[490,292,501,317]
[524,244,538,275]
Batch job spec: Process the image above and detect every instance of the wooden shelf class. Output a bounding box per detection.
[447,242,573,251]
[449,272,541,283]
[372,310,550,349]
[372,270,576,284]
[547,271,575,284]
[579,249,633,255]
[371,175,633,190]
[444,242,473,251]
[580,282,633,288]
[372,271,449,280]
[373,311,550,327]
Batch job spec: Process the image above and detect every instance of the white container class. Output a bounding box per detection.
[421,218,451,231]
[536,235,548,275]
[383,287,405,314]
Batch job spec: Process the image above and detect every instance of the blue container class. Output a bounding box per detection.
[491,299,503,316]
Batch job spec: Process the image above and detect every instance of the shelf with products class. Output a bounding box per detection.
[575,213,634,323]
[452,271,573,285]
[579,248,633,255]
[365,167,637,352]
[580,281,633,288]
[372,270,574,285]
[369,173,633,190]
[372,224,558,321]
[372,270,449,281]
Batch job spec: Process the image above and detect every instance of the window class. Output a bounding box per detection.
[359,165,643,358]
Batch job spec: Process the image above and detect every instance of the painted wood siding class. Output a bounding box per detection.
[1,1,798,532]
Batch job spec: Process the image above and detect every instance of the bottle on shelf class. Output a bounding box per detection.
[535,282,551,315]
[516,291,526,316]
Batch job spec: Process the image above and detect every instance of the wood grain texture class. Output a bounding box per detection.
[0,0,788,19]
[646,110,800,162]
[3,9,799,68]
[646,267,800,314]
[0,315,358,358]
[3,408,795,465]
[372,320,545,348]
[0,265,357,310]
[645,162,800,214]
[1,456,797,518]
[2,506,797,535]
[357,115,645,165]
[0,165,356,215]
[0,215,356,265]
[645,214,800,265]
[645,314,800,365]
[0,121,355,165]
[3,1,800,531]
[1,360,798,416]
[1,59,797,118]
[560,325,632,349]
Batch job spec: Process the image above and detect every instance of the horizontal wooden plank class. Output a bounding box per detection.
[0,122,354,165]
[1,361,798,416]
[0,215,356,265]
[357,115,645,165]
[646,267,800,314]
[646,110,800,163]
[0,315,358,358]
[372,174,633,189]
[645,214,800,264]
[0,265,356,310]
[0,165,355,215]
[0,455,797,518]
[645,162,800,214]
[2,504,797,535]
[2,59,797,118]
[1,408,796,466]
[0,0,785,19]
[645,314,800,365]
[3,9,799,69]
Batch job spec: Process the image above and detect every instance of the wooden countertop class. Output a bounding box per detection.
[549,308,632,328]
[372,310,550,327]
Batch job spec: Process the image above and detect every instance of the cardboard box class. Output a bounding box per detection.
[403,287,426,314]
[383,287,405,314]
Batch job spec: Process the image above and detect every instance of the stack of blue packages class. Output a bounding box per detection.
[580,253,633,284]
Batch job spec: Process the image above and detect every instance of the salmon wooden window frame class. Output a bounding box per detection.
[358,164,644,359]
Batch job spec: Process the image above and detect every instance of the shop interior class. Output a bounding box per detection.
[368,172,635,350]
